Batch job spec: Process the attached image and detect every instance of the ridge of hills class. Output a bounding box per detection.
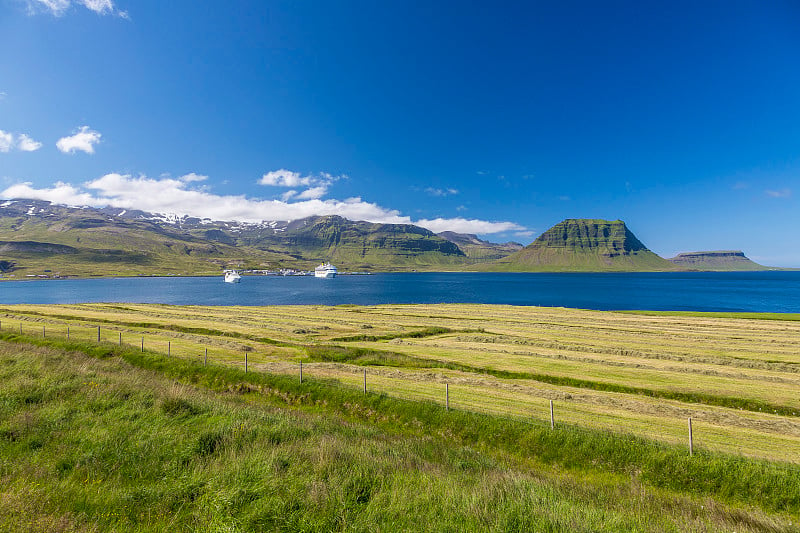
[436,231,523,261]
[0,200,493,277]
[0,200,776,276]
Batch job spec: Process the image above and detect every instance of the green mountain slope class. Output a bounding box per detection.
[668,251,770,271]
[0,201,476,277]
[0,201,294,277]
[230,215,466,270]
[481,219,676,272]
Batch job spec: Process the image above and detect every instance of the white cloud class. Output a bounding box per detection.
[67,173,412,224]
[295,186,329,200]
[79,0,114,14]
[0,92,7,100]
[0,173,525,235]
[0,130,42,152]
[259,169,310,187]
[28,0,70,15]
[16,134,42,152]
[414,217,525,235]
[1,181,107,207]
[27,0,126,17]
[259,168,344,201]
[765,188,792,198]
[425,187,459,197]
[178,173,208,183]
[56,126,101,154]
[0,131,12,153]
[280,190,298,202]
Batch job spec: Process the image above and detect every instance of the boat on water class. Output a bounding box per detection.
[314,263,338,278]
[223,270,241,283]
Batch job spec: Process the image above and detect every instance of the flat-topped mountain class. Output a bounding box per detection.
[483,219,676,271]
[668,251,769,271]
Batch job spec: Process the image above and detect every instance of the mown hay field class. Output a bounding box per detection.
[6,340,798,531]
[2,303,799,464]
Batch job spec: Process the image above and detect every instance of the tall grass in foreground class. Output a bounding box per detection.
[1,340,795,532]
[2,333,800,523]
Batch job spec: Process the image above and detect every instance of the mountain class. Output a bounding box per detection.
[437,231,523,261]
[0,200,292,277]
[0,200,477,277]
[230,215,467,269]
[481,219,676,271]
[667,251,769,271]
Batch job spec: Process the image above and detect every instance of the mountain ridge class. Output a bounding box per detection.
[0,200,778,277]
[0,200,497,276]
[437,231,523,261]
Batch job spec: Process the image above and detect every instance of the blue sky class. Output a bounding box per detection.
[1,1,799,265]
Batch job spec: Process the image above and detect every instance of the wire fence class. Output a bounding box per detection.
[3,316,799,463]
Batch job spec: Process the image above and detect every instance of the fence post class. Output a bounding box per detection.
[688,417,694,456]
[19,323,22,335]
[363,368,367,394]
[168,341,171,357]
[446,383,449,411]
[141,337,144,352]
[119,332,122,346]
[97,326,100,342]
[299,361,303,383]
[204,348,207,366]
[550,400,555,429]
[43,326,46,338]
[245,351,248,373]
[67,326,69,339]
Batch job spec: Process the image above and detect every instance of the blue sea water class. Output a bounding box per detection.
[1,272,800,312]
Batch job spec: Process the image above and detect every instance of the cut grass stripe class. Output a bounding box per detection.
[2,331,798,517]
[305,344,800,417]
[330,326,483,342]
[0,308,291,346]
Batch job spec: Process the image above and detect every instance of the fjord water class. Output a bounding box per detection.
[2,271,800,312]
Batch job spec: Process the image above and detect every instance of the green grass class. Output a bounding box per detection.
[617,310,800,321]
[304,343,800,417]
[4,303,800,465]
[330,326,477,342]
[1,332,800,531]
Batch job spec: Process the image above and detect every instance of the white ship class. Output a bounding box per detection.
[223,270,241,283]
[314,263,338,278]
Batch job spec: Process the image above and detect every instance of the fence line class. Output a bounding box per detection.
[1,314,792,460]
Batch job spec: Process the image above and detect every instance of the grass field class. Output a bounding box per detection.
[2,303,799,461]
[1,303,800,530]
